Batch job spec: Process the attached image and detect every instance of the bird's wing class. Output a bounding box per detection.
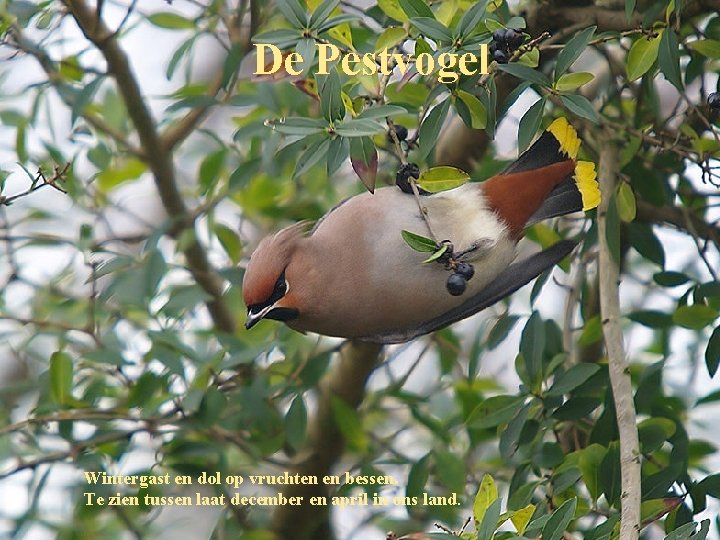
[360,240,578,344]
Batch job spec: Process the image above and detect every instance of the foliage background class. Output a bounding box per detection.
[1,0,720,539]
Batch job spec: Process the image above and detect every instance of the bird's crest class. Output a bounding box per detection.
[242,221,311,307]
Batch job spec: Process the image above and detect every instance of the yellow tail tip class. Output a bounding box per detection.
[548,117,581,159]
[575,161,600,211]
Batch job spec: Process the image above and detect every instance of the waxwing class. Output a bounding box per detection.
[242,118,600,343]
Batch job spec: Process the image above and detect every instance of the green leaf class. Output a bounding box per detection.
[497,63,551,87]
[560,94,599,123]
[410,17,452,42]
[617,182,636,222]
[520,311,544,387]
[653,271,689,287]
[276,0,308,28]
[327,135,349,175]
[706,326,720,377]
[49,351,73,406]
[418,98,450,159]
[555,71,594,92]
[357,104,408,119]
[285,395,307,451]
[659,28,683,91]
[434,451,465,493]
[555,26,596,78]
[628,222,665,266]
[350,136,378,191]
[456,90,487,129]
[689,39,720,58]
[518,97,545,153]
[455,0,489,39]
[417,166,470,193]
[487,315,520,350]
[672,305,718,330]
[317,69,345,122]
[627,33,662,81]
[147,12,196,29]
[330,396,367,452]
[625,0,636,19]
[477,498,502,540]
[638,417,676,453]
[629,310,673,328]
[401,230,437,252]
[375,27,407,52]
[267,117,327,136]
[294,137,331,178]
[399,0,434,19]
[541,498,576,540]
[473,474,499,526]
[546,364,601,397]
[467,395,526,429]
[378,0,408,22]
[422,244,448,263]
[214,224,242,264]
[577,443,607,500]
[309,0,340,29]
[334,118,386,136]
[199,149,226,195]
[97,157,147,191]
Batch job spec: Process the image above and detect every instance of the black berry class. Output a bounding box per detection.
[396,163,425,195]
[393,124,408,141]
[455,262,475,281]
[490,41,499,54]
[438,240,454,264]
[493,49,508,64]
[492,29,506,43]
[508,29,525,48]
[446,273,467,296]
[709,92,720,110]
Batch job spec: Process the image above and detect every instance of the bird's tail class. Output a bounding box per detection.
[506,117,600,219]
[483,117,600,236]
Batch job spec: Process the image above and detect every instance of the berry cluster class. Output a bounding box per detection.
[437,241,475,296]
[490,28,525,64]
[709,92,720,110]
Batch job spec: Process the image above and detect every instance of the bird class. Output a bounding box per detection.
[242,117,600,343]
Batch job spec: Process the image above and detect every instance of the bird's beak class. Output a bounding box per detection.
[245,304,275,329]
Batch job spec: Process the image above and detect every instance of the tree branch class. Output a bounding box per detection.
[270,340,382,540]
[62,0,236,334]
[597,132,641,540]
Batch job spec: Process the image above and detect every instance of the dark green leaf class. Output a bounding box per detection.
[267,117,327,136]
[418,97,450,159]
[276,0,308,28]
[629,310,673,328]
[330,396,367,452]
[518,97,545,153]
[520,311,545,387]
[477,498,502,540]
[401,230,437,252]
[399,0,434,19]
[625,0,636,20]
[628,221,664,267]
[487,315,519,350]
[497,63,551,87]
[706,326,720,377]
[334,118,386,136]
[555,26,596,78]
[638,417,676,453]
[309,0,340,29]
[467,395,526,429]
[410,17,452,42]
[317,68,345,122]
[455,0,489,39]
[285,395,307,451]
[542,498,577,540]
[357,104,408,119]
[654,271,689,287]
[560,94,599,123]
[659,28,683,91]
[546,364,601,397]
[600,442,621,507]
